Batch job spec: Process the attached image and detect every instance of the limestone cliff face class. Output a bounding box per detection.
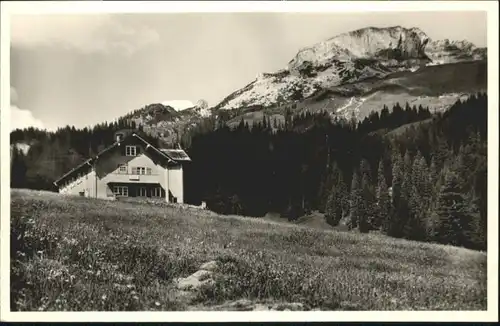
[288,26,431,74]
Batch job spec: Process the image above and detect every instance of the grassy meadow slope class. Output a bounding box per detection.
[11,189,486,311]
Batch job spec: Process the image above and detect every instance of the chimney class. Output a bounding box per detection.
[114,130,126,143]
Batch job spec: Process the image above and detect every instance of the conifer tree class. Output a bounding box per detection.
[337,174,349,223]
[434,138,450,169]
[429,156,439,204]
[11,147,27,189]
[325,190,336,226]
[469,195,486,251]
[349,170,361,230]
[325,163,347,226]
[417,154,432,211]
[389,148,405,237]
[376,159,391,231]
[318,164,336,213]
[407,183,428,241]
[434,170,475,246]
[403,151,431,239]
[402,150,413,199]
[398,151,412,237]
[359,159,374,233]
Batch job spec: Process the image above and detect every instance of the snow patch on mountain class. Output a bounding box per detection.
[220,71,319,110]
[336,97,355,113]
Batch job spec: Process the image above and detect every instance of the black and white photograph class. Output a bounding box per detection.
[1,1,498,322]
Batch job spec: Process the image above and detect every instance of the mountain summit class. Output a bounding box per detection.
[214,26,486,111]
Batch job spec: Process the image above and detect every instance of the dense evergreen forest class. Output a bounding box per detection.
[10,94,488,250]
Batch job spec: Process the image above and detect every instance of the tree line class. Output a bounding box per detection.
[10,94,487,250]
[183,94,487,250]
[10,117,155,191]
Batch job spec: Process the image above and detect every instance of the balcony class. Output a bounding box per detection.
[105,172,162,184]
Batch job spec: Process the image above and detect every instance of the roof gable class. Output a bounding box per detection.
[53,131,189,186]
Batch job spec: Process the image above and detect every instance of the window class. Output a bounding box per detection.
[126,145,137,156]
[113,186,129,197]
[79,191,85,197]
[146,168,152,175]
[118,164,127,174]
[138,187,147,197]
[151,187,162,197]
[132,167,146,175]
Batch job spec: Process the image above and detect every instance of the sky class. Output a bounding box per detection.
[10,11,487,131]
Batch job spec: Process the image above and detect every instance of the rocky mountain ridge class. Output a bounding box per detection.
[215,26,486,111]
[122,26,487,145]
[122,103,210,145]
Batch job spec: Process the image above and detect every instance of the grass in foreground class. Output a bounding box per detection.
[10,189,487,311]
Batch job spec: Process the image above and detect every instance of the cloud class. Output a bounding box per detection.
[10,87,46,131]
[161,100,195,111]
[11,87,19,104]
[10,105,46,131]
[10,15,160,55]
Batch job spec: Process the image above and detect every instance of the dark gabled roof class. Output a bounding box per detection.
[53,132,182,186]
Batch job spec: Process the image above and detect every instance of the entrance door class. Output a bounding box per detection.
[137,187,147,197]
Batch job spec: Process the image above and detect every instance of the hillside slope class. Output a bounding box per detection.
[11,189,487,311]
[225,59,486,127]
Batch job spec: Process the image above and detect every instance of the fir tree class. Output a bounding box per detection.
[401,150,413,199]
[11,147,27,189]
[376,159,391,231]
[359,159,374,233]
[337,174,349,224]
[407,183,428,241]
[404,151,430,240]
[434,170,476,246]
[469,195,486,251]
[318,164,336,213]
[324,163,346,226]
[349,170,361,230]
[389,148,405,237]
[429,156,439,203]
[325,190,336,226]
